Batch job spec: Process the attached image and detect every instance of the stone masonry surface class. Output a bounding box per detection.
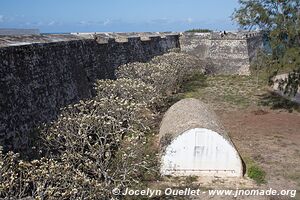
[0,31,261,153]
[180,31,263,75]
[0,33,179,152]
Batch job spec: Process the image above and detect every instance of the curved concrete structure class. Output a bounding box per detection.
[159,98,243,177]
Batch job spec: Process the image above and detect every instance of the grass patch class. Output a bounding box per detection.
[248,165,266,184]
[177,74,266,110]
[178,73,299,112]
[244,157,266,185]
[222,93,250,108]
[181,73,208,92]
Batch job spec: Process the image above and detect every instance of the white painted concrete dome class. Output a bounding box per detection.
[159,98,243,177]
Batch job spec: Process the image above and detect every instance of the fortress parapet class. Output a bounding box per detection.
[180,31,263,75]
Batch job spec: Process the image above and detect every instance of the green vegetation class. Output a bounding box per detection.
[233,0,300,96]
[181,73,208,92]
[248,165,266,184]
[185,28,212,33]
[244,157,266,185]
[178,73,300,112]
[178,73,265,110]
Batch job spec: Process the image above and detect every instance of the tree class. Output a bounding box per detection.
[233,0,300,96]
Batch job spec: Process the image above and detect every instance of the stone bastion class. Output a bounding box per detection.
[0,31,262,152]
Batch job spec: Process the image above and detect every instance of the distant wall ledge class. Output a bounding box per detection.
[71,32,180,43]
[0,34,81,47]
[159,98,243,177]
[180,31,262,40]
[0,32,180,47]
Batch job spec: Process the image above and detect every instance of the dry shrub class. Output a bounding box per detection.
[44,97,148,152]
[0,148,26,198]
[116,52,205,95]
[1,97,157,199]
[0,52,204,199]
[94,78,158,106]
[116,62,177,95]
[1,150,130,199]
[150,52,205,83]
[41,98,154,198]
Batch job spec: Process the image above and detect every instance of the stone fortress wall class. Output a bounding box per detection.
[0,31,262,152]
[0,33,179,151]
[180,31,263,75]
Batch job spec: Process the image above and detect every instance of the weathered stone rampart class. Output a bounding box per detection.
[0,31,262,152]
[180,31,263,75]
[0,33,179,151]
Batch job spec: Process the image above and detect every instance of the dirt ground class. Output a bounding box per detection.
[219,108,300,187]
[218,109,300,200]
[155,74,300,200]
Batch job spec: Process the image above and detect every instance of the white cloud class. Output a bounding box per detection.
[186,17,193,24]
[103,19,110,26]
[48,21,56,26]
[79,20,100,26]
[79,20,89,25]
[147,18,171,25]
[79,19,112,26]
[35,21,44,26]
[0,15,4,23]
[0,15,15,23]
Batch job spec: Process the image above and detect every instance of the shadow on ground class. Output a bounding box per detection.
[181,73,208,93]
[258,91,300,112]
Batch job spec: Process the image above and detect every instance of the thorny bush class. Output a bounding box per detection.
[0,52,204,199]
[116,52,204,95]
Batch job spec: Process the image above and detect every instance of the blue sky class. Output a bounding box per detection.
[0,0,240,33]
